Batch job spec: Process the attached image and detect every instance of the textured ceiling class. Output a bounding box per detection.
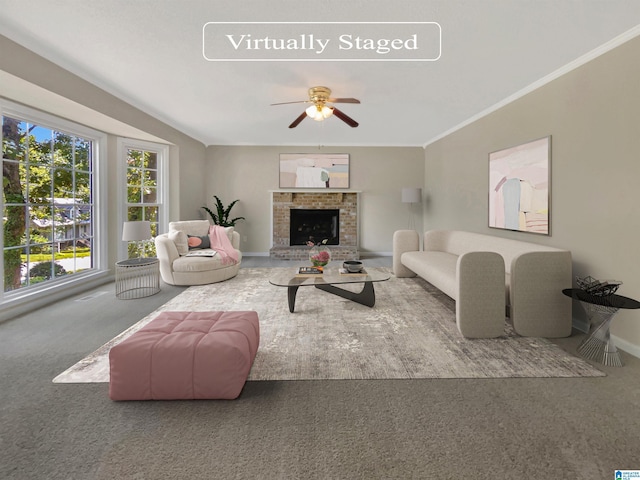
[1,0,640,147]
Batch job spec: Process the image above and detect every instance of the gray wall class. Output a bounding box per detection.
[423,35,640,350]
[206,145,424,254]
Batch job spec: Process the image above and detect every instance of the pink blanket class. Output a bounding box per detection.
[208,225,239,265]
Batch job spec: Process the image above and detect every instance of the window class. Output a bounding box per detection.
[1,105,104,296]
[119,139,168,258]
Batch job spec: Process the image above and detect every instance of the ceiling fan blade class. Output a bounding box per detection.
[328,97,360,104]
[289,111,307,128]
[271,100,311,106]
[331,107,359,128]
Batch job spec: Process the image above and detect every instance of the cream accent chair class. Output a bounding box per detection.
[154,220,242,286]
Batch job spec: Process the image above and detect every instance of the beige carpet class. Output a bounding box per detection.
[53,267,604,383]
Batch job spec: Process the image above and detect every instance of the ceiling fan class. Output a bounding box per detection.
[271,86,360,128]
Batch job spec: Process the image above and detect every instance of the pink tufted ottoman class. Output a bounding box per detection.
[109,311,259,401]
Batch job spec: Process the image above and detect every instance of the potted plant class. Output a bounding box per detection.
[202,195,245,227]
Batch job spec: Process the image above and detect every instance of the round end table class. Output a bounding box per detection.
[116,257,160,300]
[563,288,640,367]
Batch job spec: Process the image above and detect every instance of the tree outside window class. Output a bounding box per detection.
[2,116,94,292]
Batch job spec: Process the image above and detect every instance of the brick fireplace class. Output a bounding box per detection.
[270,191,359,261]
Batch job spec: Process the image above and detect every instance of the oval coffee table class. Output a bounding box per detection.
[270,267,391,312]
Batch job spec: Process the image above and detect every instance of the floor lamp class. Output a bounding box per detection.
[401,187,422,230]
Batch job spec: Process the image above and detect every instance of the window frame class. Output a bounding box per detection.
[0,99,108,303]
[117,138,169,260]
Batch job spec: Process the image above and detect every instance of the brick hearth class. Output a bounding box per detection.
[270,191,359,261]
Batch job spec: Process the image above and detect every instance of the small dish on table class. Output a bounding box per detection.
[342,260,363,273]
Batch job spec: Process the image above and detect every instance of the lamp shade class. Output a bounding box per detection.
[122,221,151,241]
[306,104,334,121]
[401,187,422,204]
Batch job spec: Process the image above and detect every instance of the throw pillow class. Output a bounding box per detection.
[187,234,211,249]
[168,230,188,255]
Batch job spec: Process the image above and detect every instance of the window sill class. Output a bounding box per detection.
[0,270,113,323]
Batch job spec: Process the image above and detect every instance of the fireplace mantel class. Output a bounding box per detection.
[269,189,362,193]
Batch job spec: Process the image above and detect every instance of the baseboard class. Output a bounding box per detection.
[359,251,392,258]
[572,318,640,360]
[611,335,640,360]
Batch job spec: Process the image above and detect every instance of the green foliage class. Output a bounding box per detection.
[22,248,91,263]
[26,233,52,254]
[202,195,245,227]
[3,117,93,291]
[127,239,156,259]
[126,149,157,206]
[3,117,27,289]
[28,261,67,280]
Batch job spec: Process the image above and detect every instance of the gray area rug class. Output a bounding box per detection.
[53,267,604,382]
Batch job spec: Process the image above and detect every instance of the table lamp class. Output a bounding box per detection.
[122,221,151,258]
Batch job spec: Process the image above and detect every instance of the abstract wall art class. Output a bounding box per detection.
[279,153,349,189]
[489,136,551,235]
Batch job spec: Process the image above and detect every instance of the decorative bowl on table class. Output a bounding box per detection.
[343,260,363,273]
[576,275,622,296]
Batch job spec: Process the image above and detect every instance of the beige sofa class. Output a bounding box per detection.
[155,220,242,286]
[393,229,572,338]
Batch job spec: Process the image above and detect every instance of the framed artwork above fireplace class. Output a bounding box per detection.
[279,153,349,189]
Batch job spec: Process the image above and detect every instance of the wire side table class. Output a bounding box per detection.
[563,288,640,367]
[116,257,160,300]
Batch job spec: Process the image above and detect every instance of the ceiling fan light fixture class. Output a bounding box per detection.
[306,104,334,121]
[276,86,359,128]
[306,104,319,119]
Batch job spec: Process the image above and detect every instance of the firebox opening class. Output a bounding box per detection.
[290,209,340,245]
